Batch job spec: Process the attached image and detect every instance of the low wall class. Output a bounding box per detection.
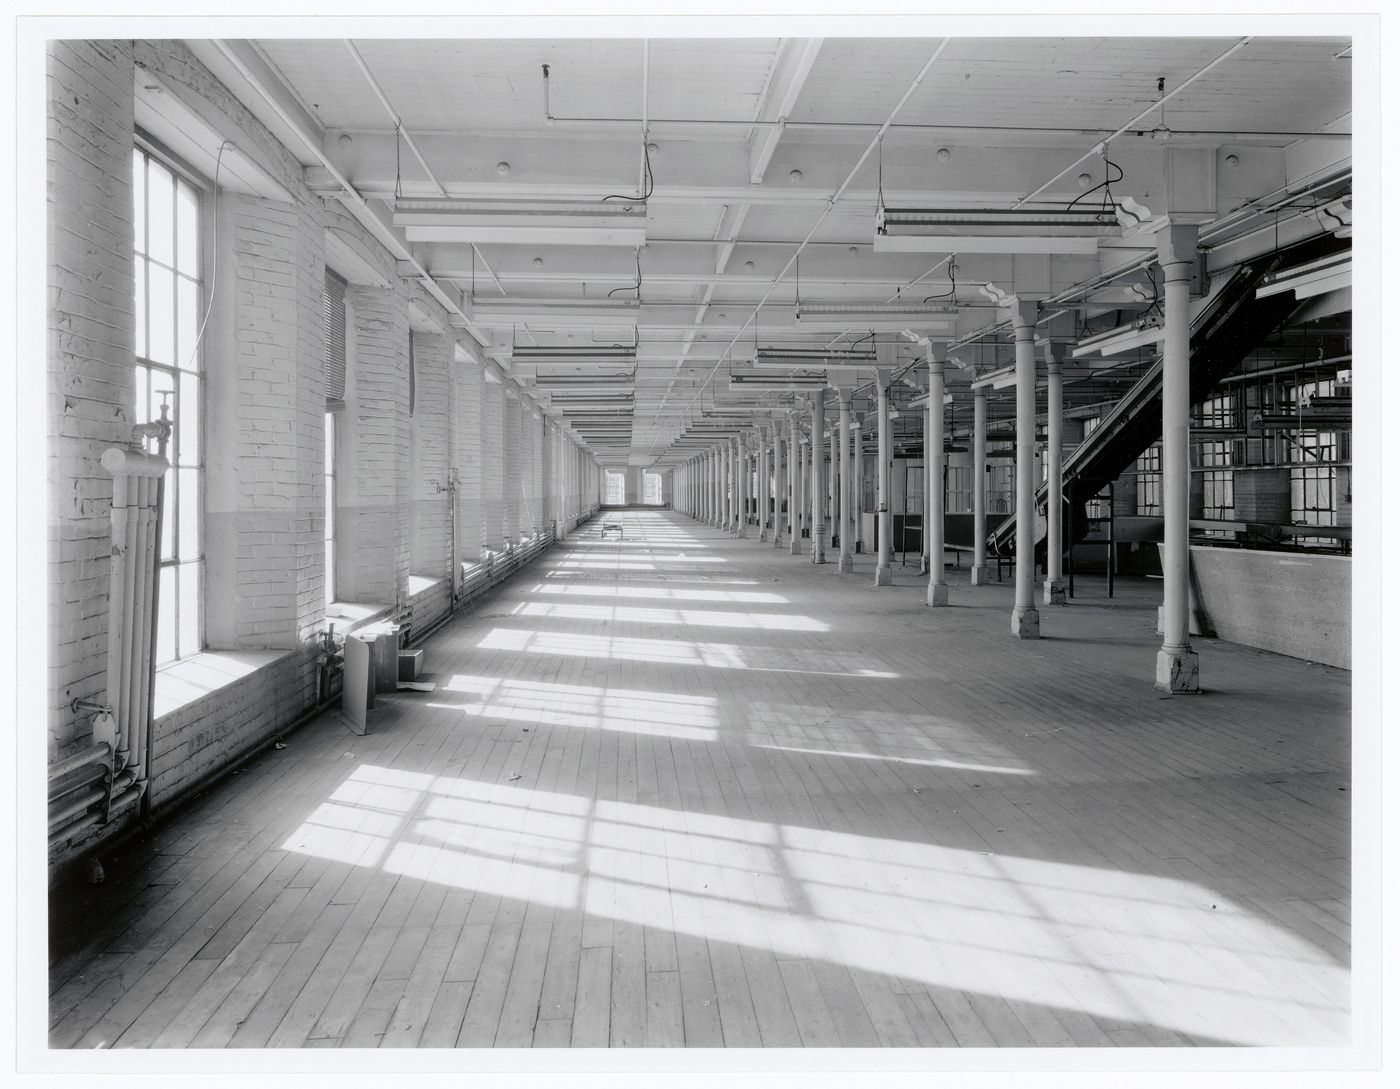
[1187,546,1350,668]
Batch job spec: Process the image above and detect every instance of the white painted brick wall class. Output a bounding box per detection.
[504,392,522,542]
[47,40,136,757]
[49,39,596,874]
[205,193,326,651]
[451,354,485,561]
[481,376,505,550]
[342,285,410,604]
[410,332,451,577]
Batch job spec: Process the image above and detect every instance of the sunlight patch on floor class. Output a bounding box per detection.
[514,600,829,632]
[430,674,721,741]
[475,628,899,678]
[528,583,786,603]
[281,764,1347,1047]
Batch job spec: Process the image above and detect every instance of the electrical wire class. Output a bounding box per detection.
[607,248,644,299]
[180,140,231,375]
[1065,152,1124,216]
[393,121,403,201]
[601,139,654,203]
[921,257,958,304]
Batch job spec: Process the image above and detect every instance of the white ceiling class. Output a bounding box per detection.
[198,35,1352,466]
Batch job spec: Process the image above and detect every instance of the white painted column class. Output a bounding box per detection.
[970,387,988,586]
[853,412,865,554]
[874,371,894,586]
[836,390,854,573]
[926,348,949,606]
[757,427,769,541]
[736,435,749,538]
[790,414,804,555]
[810,389,827,563]
[772,424,787,548]
[1043,343,1067,604]
[706,450,714,525]
[1011,299,1041,639]
[1156,222,1201,693]
[723,441,734,533]
[827,422,838,550]
[717,446,725,529]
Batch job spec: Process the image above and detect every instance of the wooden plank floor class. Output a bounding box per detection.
[49,510,1352,1048]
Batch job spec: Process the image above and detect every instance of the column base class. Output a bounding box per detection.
[1011,605,1040,639]
[837,554,854,573]
[926,582,948,607]
[1155,645,1200,694]
[969,564,988,586]
[790,538,802,556]
[759,529,768,543]
[773,529,785,549]
[874,564,893,586]
[919,557,930,576]
[810,546,826,564]
[1043,578,1067,605]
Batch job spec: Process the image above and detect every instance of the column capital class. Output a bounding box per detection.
[1158,221,1200,270]
[1010,297,1039,334]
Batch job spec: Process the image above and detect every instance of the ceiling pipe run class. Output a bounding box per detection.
[210,40,490,351]
[648,38,954,459]
[1015,36,1254,208]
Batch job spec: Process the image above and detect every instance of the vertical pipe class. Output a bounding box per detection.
[1156,224,1199,691]
[790,415,803,555]
[875,375,893,586]
[141,468,169,796]
[853,413,864,554]
[795,417,806,551]
[756,428,768,541]
[837,392,853,572]
[772,428,786,548]
[810,389,827,563]
[712,448,720,527]
[971,388,988,585]
[1108,482,1116,599]
[1044,346,1066,604]
[1067,478,1076,598]
[127,477,154,783]
[1011,299,1040,638]
[117,474,142,763]
[926,353,948,606]
[736,436,748,538]
[827,422,837,548]
[106,473,132,770]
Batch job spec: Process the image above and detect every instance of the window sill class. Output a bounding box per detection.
[153,649,286,720]
[407,575,447,597]
[325,600,394,630]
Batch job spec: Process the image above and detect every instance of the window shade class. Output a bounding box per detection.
[322,269,347,404]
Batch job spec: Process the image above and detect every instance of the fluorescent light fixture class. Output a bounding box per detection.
[511,344,638,364]
[875,205,1120,254]
[970,365,1018,390]
[794,302,957,332]
[752,347,877,368]
[906,392,956,408]
[1255,252,1351,301]
[393,197,646,246]
[1071,313,1164,357]
[471,297,641,327]
[729,373,831,390]
[532,374,634,388]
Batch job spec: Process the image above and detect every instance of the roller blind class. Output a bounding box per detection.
[322,269,347,404]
